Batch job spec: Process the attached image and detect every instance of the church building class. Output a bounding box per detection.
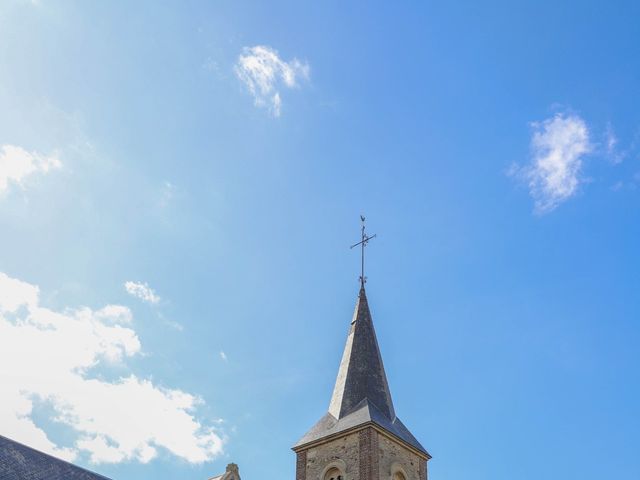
[0,223,430,480]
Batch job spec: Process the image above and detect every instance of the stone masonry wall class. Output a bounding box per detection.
[377,434,422,480]
[299,427,426,480]
[303,431,360,480]
[296,450,307,480]
[419,458,427,480]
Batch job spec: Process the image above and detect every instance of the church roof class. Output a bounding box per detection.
[293,286,429,456]
[294,399,428,455]
[0,435,112,480]
[328,286,395,420]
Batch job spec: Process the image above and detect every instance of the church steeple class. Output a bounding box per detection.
[293,286,428,457]
[293,221,429,480]
[328,285,395,420]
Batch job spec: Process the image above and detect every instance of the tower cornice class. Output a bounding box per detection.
[292,421,431,461]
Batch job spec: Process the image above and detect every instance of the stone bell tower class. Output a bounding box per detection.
[292,285,430,480]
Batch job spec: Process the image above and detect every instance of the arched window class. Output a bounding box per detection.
[392,471,406,480]
[324,467,343,480]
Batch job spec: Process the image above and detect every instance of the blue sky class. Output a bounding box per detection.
[0,1,639,479]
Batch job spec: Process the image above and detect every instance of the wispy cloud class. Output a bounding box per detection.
[96,304,133,324]
[124,281,160,304]
[605,122,624,165]
[511,113,591,214]
[234,45,310,117]
[0,272,223,464]
[0,145,61,194]
[219,351,228,362]
[158,312,184,331]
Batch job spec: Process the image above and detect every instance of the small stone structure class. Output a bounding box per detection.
[209,462,241,480]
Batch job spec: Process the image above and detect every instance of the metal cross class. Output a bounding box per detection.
[350,215,376,286]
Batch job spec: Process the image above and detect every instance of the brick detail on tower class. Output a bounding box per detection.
[358,427,379,480]
[296,450,307,480]
[419,457,427,480]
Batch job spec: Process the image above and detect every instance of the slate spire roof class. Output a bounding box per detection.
[328,285,395,420]
[293,286,429,457]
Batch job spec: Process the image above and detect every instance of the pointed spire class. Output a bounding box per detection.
[293,285,429,457]
[328,285,395,420]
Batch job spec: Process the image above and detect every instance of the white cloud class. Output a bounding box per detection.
[96,305,133,324]
[605,123,624,164]
[513,113,591,214]
[219,351,227,362]
[0,145,61,194]
[124,281,160,305]
[234,45,310,117]
[0,271,223,464]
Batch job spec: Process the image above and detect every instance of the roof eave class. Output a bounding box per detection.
[291,421,431,460]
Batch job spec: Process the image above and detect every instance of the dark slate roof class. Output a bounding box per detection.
[294,399,428,455]
[293,287,429,457]
[328,286,395,420]
[0,435,113,480]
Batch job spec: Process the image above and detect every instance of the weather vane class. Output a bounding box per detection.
[350,215,376,286]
